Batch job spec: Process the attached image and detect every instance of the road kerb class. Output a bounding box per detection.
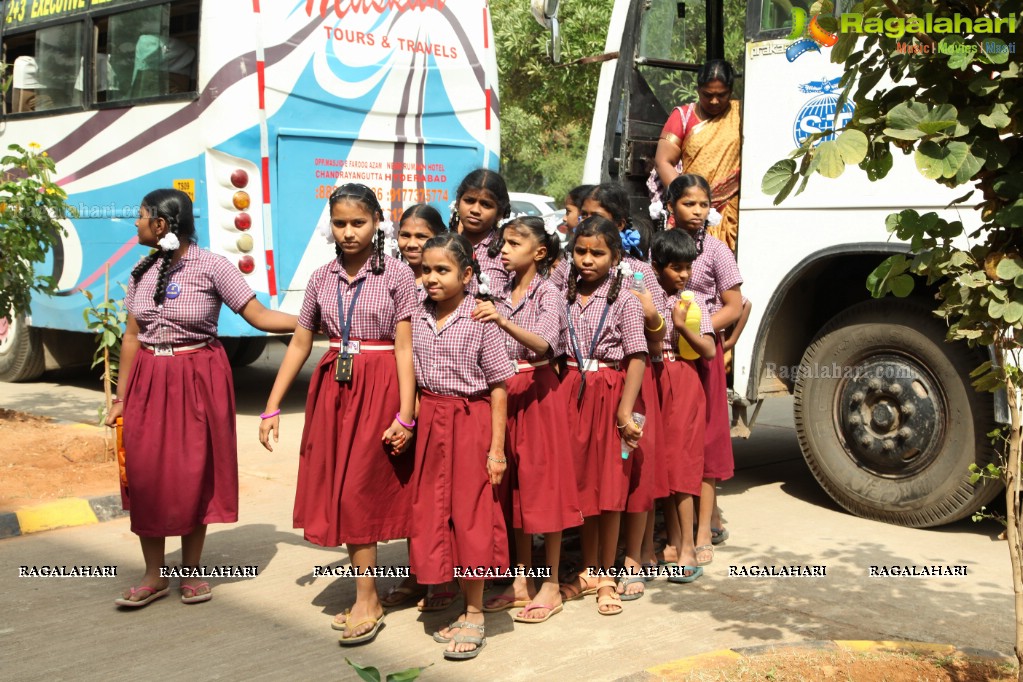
[2,493,126,539]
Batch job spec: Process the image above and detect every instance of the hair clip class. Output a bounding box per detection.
[648,200,665,221]
[157,232,180,252]
[498,216,517,229]
[378,220,395,239]
[707,208,723,227]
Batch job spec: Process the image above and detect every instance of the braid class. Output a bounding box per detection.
[472,258,495,302]
[152,251,174,305]
[694,227,707,255]
[485,229,504,259]
[538,232,560,277]
[371,229,386,275]
[335,242,343,260]
[131,251,162,282]
[607,268,623,304]
[566,262,579,303]
[662,211,669,232]
[448,212,460,233]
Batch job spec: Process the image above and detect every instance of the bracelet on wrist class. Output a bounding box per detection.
[111,397,123,404]
[395,412,416,429]
[487,455,507,464]
[645,315,665,333]
[260,409,281,420]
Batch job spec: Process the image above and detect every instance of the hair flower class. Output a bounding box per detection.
[621,228,642,251]
[378,220,395,239]
[449,200,458,217]
[648,200,665,221]
[499,216,517,229]
[478,282,491,296]
[157,232,180,252]
[706,208,723,227]
[617,261,634,278]
[317,216,335,244]
[479,272,491,285]
[543,216,559,235]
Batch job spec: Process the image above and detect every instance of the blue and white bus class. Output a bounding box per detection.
[0,0,500,380]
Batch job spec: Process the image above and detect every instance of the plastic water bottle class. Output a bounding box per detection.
[621,412,646,460]
[677,291,703,360]
[631,271,646,293]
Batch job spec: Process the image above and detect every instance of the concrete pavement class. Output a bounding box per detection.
[0,341,1014,681]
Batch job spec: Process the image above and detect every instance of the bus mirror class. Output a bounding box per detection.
[530,0,560,28]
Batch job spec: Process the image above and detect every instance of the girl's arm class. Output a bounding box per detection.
[722,298,752,352]
[258,326,315,452]
[655,138,683,189]
[381,320,417,455]
[710,286,743,332]
[486,381,508,485]
[617,353,647,449]
[472,300,550,356]
[239,298,298,333]
[104,314,141,426]
[629,288,664,344]
[672,300,716,359]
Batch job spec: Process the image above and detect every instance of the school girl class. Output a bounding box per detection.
[650,229,714,582]
[550,183,595,291]
[449,168,511,295]
[106,188,295,608]
[579,182,668,600]
[664,173,744,566]
[471,216,582,624]
[410,232,516,659]
[396,203,448,301]
[556,216,647,616]
[258,184,418,645]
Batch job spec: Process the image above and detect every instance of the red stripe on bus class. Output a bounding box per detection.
[262,157,271,201]
[256,60,266,110]
[485,88,491,130]
[266,249,277,296]
[483,7,489,48]
[72,237,139,293]
[252,0,260,12]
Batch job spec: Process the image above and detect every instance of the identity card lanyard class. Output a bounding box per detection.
[565,300,612,402]
[335,277,365,383]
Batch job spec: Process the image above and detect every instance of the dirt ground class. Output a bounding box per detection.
[0,408,117,511]
[675,648,1017,681]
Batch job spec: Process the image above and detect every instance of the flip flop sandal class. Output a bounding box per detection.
[558,575,598,602]
[667,565,704,584]
[695,544,715,566]
[711,527,729,545]
[379,584,427,608]
[443,622,486,660]
[617,575,646,601]
[595,581,623,616]
[432,621,470,644]
[180,581,212,604]
[114,585,170,608]
[338,613,385,646]
[512,603,563,624]
[418,590,458,612]
[331,608,353,631]
[642,561,660,581]
[482,594,530,612]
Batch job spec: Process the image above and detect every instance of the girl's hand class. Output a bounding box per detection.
[617,412,643,450]
[486,451,507,485]
[259,415,280,452]
[104,401,123,427]
[721,336,736,352]
[472,300,505,326]
[672,299,690,330]
[629,287,658,320]
[382,420,413,456]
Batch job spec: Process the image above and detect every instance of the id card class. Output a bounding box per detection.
[578,358,598,372]
[152,345,174,357]
[343,340,360,354]
[335,354,354,383]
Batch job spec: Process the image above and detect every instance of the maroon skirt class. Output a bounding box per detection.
[294,345,414,546]
[409,390,509,584]
[559,365,632,517]
[695,337,734,480]
[625,361,667,512]
[506,364,583,533]
[654,356,706,495]
[121,341,237,537]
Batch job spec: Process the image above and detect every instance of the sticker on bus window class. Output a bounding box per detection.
[174,180,195,201]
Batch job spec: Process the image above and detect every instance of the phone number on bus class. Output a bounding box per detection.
[314,185,449,204]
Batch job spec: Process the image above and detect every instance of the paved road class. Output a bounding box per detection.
[0,341,1013,681]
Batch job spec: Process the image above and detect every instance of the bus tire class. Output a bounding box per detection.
[793,299,1000,527]
[0,316,45,383]
[228,338,268,367]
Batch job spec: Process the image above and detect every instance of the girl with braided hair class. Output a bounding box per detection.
[396,203,448,302]
[106,188,295,608]
[665,173,745,567]
[471,216,580,624]
[556,216,647,616]
[550,183,595,292]
[410,232,515,660]
[257,183,417,645]
[449,168,511,297]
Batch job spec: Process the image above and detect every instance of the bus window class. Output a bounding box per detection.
[4,23,84,113]
[759,0,808,32]
[637,0,708,113]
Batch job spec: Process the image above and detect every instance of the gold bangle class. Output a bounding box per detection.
[645,315,665,333]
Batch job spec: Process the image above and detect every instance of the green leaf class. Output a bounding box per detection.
[815,140,845,178]
[890,274,915,297]
[836,129,868,165]
[773,172,800,205]
[1004,301,1023,324]
[953,151,984,186]
[885,100,927,131]
[995,256,1023,280]
[386,665,433,682]
[969,361,992,378]
[867,255,910,298]
[989,298,1007,319]
[761,159,797,196]
[916,104,958,135]
[345,659,382,682]
[979,103,1011,130]
[914,141,968,180]
[981,38,1010,64]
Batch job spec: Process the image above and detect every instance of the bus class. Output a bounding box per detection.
[0,0,499,381]
[533,0,1002,527]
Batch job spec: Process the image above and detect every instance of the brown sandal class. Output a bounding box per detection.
[558,572,598,601]
[596,580,623,616]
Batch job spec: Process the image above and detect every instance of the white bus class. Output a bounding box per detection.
[533,0,1001,526]
[0,0,499,380]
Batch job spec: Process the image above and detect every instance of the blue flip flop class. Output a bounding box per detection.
[711,527,729,545]
[667,565,703,583]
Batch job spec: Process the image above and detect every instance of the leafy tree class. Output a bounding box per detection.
[763,0,1022,674]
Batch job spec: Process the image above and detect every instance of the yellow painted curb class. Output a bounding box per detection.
[16,498,98,534]
[834,640,956,655]
[647,649,743,676]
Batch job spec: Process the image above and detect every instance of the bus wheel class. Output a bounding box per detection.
[227,338,268,367]
[0,315,45,383]
[793,299,1000,527]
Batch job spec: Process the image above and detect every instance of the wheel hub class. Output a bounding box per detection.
[838,355,942,477]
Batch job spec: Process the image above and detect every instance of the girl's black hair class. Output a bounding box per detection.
[131,188,198,306]
[399,203,447,236]
[582,182,648,260]
[328,183,387,275]
[664,173,713,255]
[566,183,595,209]
[697,59,735,90]
[422,231,493,301]
[448,168,511,259]
[566,215,624,305]
[502,216,560,278]
[651,229,699,268]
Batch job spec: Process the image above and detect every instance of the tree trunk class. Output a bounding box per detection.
[1004,374,1023,681]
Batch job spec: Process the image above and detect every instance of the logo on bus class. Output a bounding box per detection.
[792,78,854,147]
[785,8,839,61]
